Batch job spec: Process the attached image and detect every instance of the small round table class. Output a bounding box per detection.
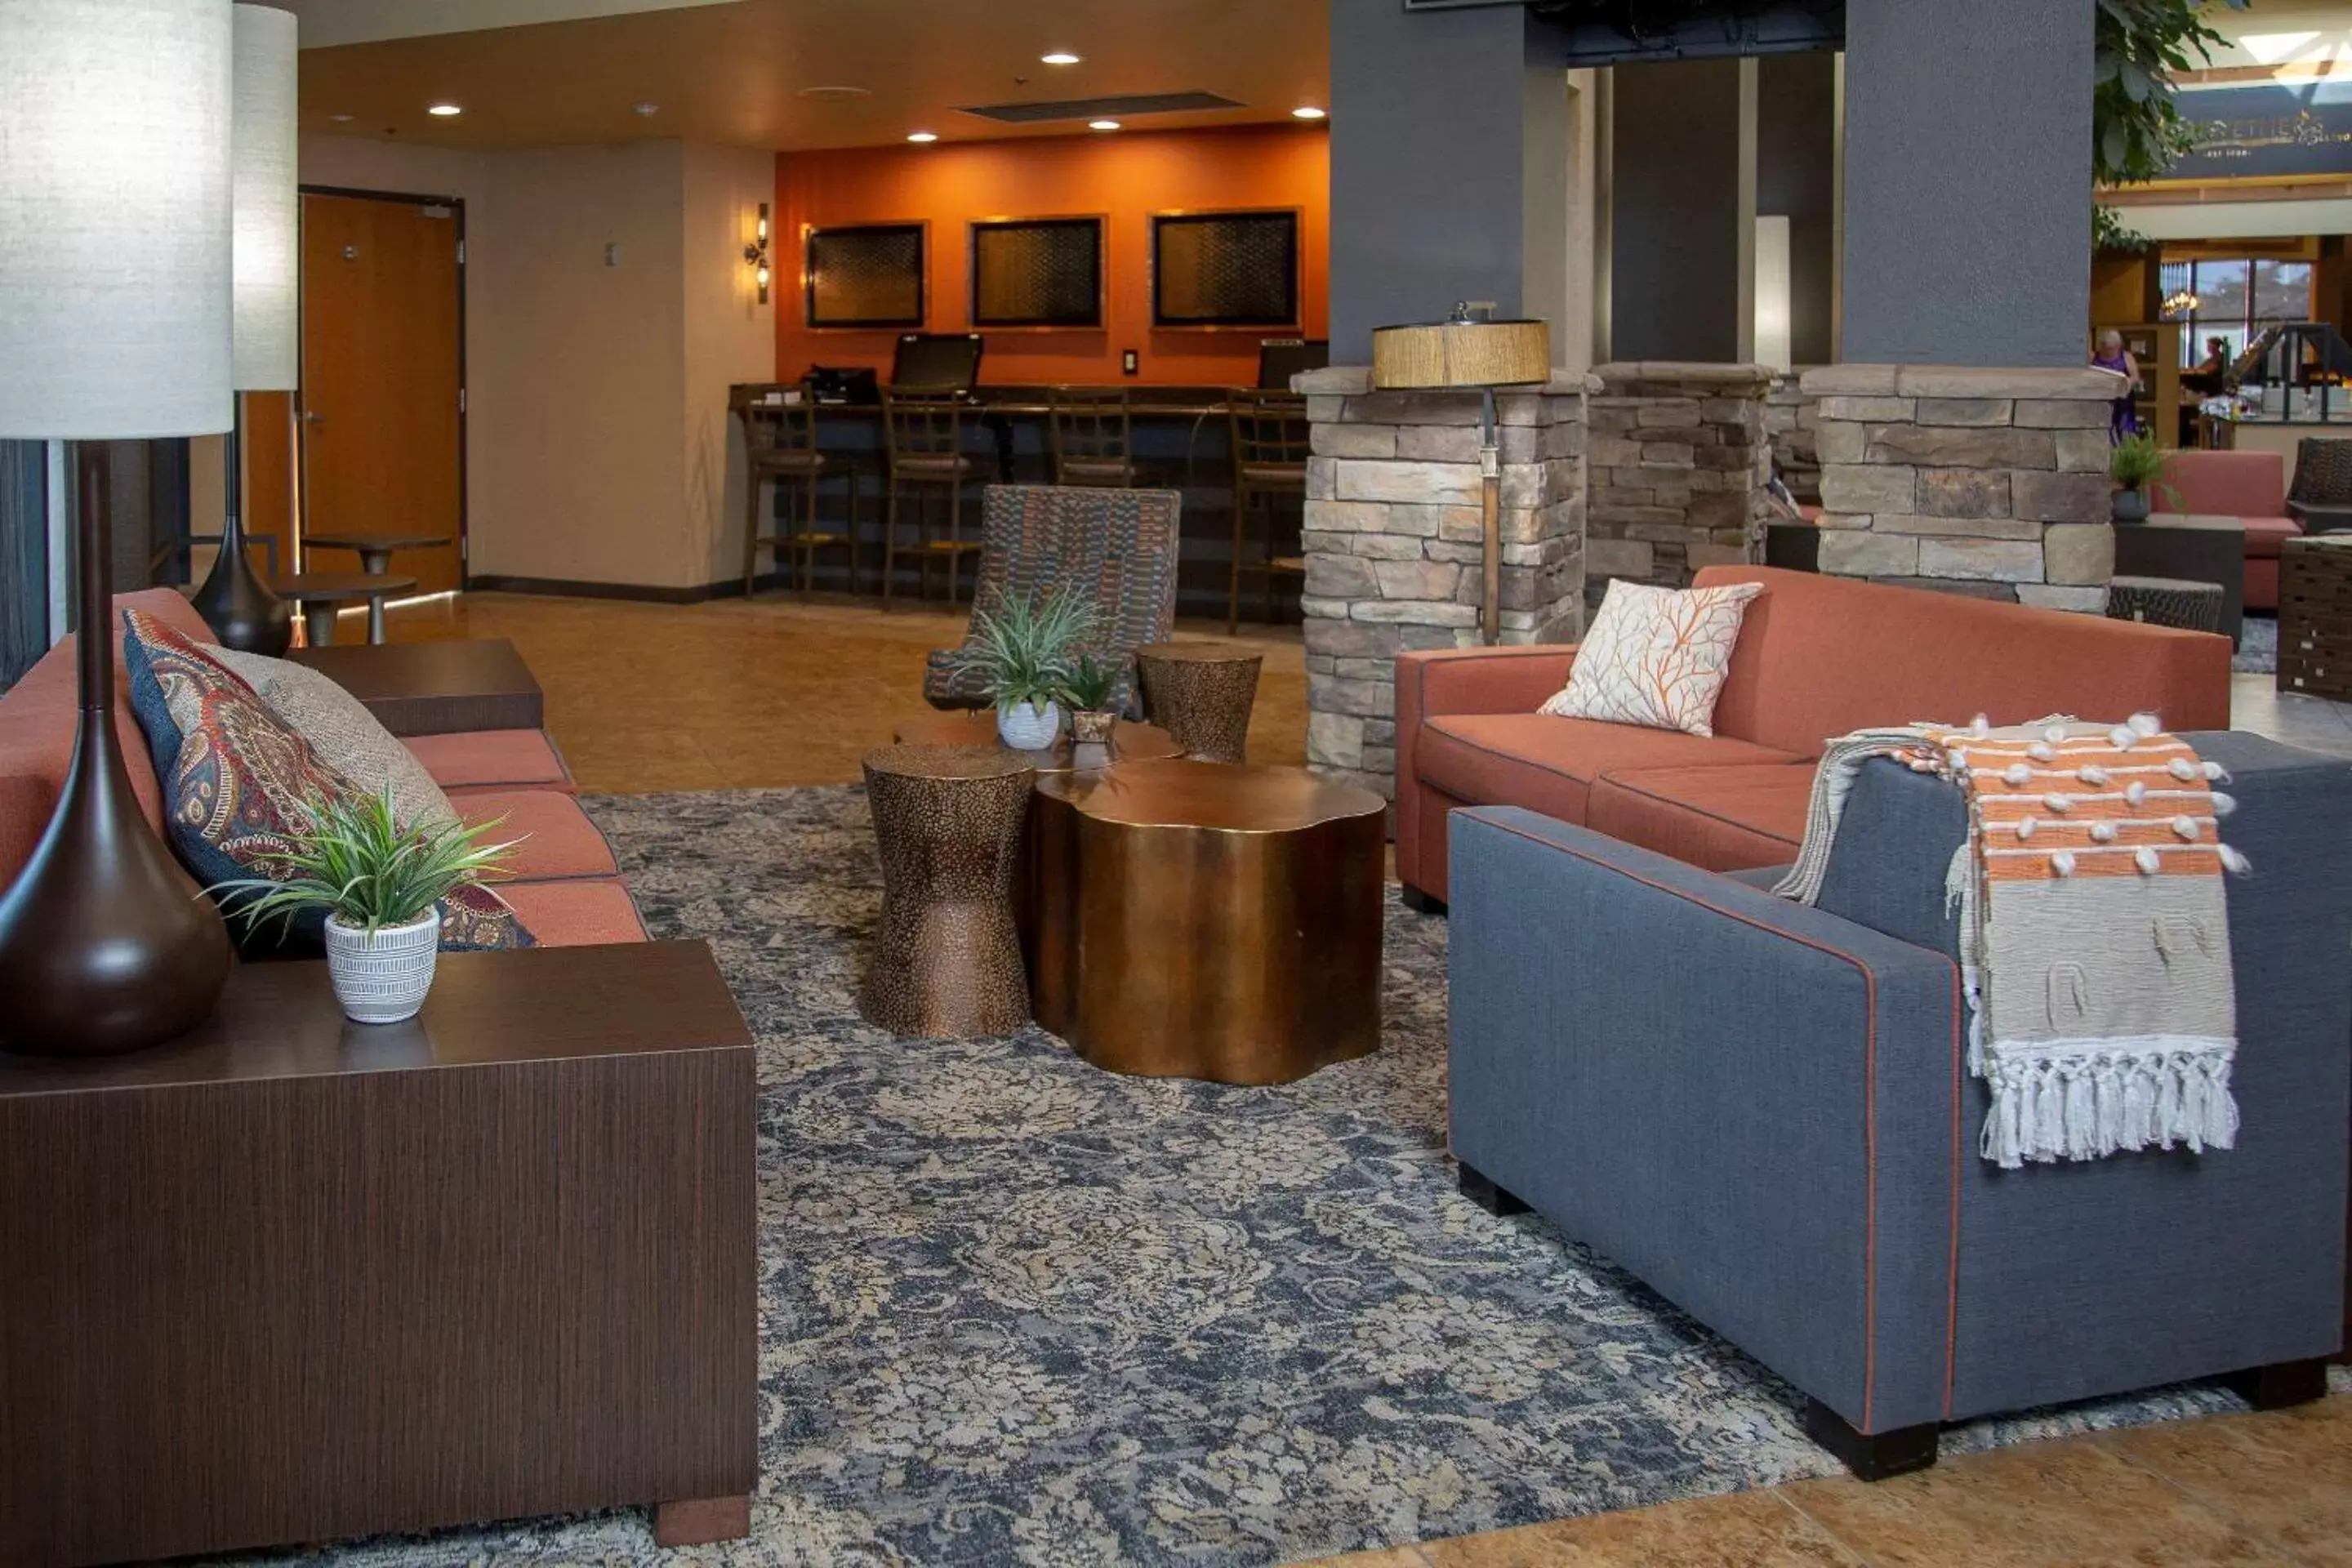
[303,533,452,639]
[892,710,1182,773]
[1134,643,1264,764]
[859,745,1036,1038]
[2105,575,2225,635]
[1027,758,1387,1085]
[270,572,418,648]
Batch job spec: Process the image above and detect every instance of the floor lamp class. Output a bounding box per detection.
[191,4,298,655]
[1370,304,1552,646]
[0,0,237,1057]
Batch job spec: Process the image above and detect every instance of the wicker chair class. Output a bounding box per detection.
[2286,436,2352,535]
[922,485,1182,715]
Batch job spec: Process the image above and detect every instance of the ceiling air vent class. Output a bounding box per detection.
[957,91,1244,126]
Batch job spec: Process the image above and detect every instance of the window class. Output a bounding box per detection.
[2166,255,2312,369]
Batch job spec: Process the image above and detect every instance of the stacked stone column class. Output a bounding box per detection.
[1802,365,2118,609]
[1584,363,1775,603]
[1294,367,1592,800]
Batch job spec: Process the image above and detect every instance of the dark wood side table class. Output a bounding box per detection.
[1027,758,1385,1085]
[289,637,544,734]
[2118,514,2246,646]
[271,570,418,648]
[2278,534,2352,701]
[0,942,757,1567]
[301,532,455,639]
[1135,642,1264,764]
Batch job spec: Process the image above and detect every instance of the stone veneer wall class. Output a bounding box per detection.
[1584,363,1775,604]
[1803,364,2118,609]
[1294,367,1593,800]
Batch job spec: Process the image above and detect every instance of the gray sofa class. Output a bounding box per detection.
[1446,731,2351,1477]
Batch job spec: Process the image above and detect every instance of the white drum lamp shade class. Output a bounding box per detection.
[0,0,235,439]
[233,3,299,392]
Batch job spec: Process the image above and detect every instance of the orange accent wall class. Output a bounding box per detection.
[773,124,1328,387]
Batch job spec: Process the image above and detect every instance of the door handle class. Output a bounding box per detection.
[302,410,325,425]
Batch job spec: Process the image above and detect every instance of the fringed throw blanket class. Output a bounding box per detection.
[1775,715,2245,1169]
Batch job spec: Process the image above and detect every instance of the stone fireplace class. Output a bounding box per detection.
[1294,367,1594,800]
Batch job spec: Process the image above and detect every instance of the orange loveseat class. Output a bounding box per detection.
[2156,448,2302,610]
[1395,566,2236,905]
[0,589,646,945]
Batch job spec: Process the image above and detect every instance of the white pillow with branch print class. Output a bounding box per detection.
[1539,579,1763,738]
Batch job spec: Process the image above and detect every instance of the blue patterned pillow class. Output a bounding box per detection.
[122,609,534,954]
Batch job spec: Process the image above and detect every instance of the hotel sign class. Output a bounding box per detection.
[2169,85,2352,180]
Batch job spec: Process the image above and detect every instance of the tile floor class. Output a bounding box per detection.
[367,590,2350,1566]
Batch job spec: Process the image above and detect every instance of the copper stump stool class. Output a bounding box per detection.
[1027,758,1386,1085]
[859,745,1036,1038]
[1135,643,1264,764]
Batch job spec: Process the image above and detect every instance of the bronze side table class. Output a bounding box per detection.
[1027,758,1386,1085]
[859,745,1036,1038]
[1134,642,1263,764]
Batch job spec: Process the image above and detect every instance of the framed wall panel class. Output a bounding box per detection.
[1152,209,1301,329]
[804,222,926,329]
[969,216,1104,329]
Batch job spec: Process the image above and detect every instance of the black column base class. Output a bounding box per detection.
[1456,1160,1530,1216]
[1803,1398,1940,1481]
[1400,884,1448,917]
[2225,1357,2330,1410]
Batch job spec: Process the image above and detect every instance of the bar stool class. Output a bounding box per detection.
[1226,389,1311,634]
[733,384,850,598]
[1049,385,1136,488]
[882,390,982,610]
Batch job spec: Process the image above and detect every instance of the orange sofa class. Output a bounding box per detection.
[0,589,646,945]
[2156,448,2303,610]
[1395,566,2236,905]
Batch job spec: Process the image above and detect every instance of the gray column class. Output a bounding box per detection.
[1607,59,1753,363]
[1842,0,2094,366]
[1329,3,1532,359]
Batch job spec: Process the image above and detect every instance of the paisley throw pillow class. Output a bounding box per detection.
[1539,579,1763,738]
[211,646,460,834]
[121,609,532,953]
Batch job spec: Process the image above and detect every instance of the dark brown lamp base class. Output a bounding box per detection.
[0,444,230,1057]
[189,407,294,656]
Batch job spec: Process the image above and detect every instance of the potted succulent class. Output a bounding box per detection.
[210,788,522,1024]
[2109,432,2167,523]
[1061,653,1120,747]
[971,586,1094,750]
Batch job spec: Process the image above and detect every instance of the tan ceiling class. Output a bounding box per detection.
[292,0,1331,153]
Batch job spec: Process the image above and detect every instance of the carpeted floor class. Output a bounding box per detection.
[230,786,2256,1567]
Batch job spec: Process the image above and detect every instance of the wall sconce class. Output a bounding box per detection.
[745,202,772,304]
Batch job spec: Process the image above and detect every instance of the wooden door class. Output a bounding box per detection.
[299,193,463,593]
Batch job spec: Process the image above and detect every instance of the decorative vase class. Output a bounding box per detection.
[996,700,1062,751]
[323,910,440,1024]
[1070,709,1116,746]
[2112,485,2150,524]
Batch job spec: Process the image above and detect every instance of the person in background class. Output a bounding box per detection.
[2195,336,2230,377]
[2093,328,2140,440]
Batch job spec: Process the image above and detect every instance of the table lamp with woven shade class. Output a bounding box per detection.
[191,2,300,655]
[0,0,236,1056]
[1371,304,1552,644]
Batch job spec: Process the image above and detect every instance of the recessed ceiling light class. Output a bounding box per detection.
[1292,105,1326,120]
[1089,118,1120,131]
[795,84,871,101]
[634,102,659,117]
[906,131,938,143]
[426,102,462,117]
[1041,51,1081,65]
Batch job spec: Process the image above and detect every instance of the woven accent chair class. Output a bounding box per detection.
[922,485,1182,715]
[2286,436,2352,535]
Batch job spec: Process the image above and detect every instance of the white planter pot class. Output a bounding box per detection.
[324,910,441,1024]
[997,700,1062,751]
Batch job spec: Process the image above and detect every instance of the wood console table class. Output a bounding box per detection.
[290,637,544,734]
[0,941,756,1566]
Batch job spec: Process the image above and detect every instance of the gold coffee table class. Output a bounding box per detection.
[1026,758,1385,1085]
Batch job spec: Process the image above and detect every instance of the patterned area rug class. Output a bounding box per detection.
[2234,612,2278,675]
[234,786,2272,1567]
